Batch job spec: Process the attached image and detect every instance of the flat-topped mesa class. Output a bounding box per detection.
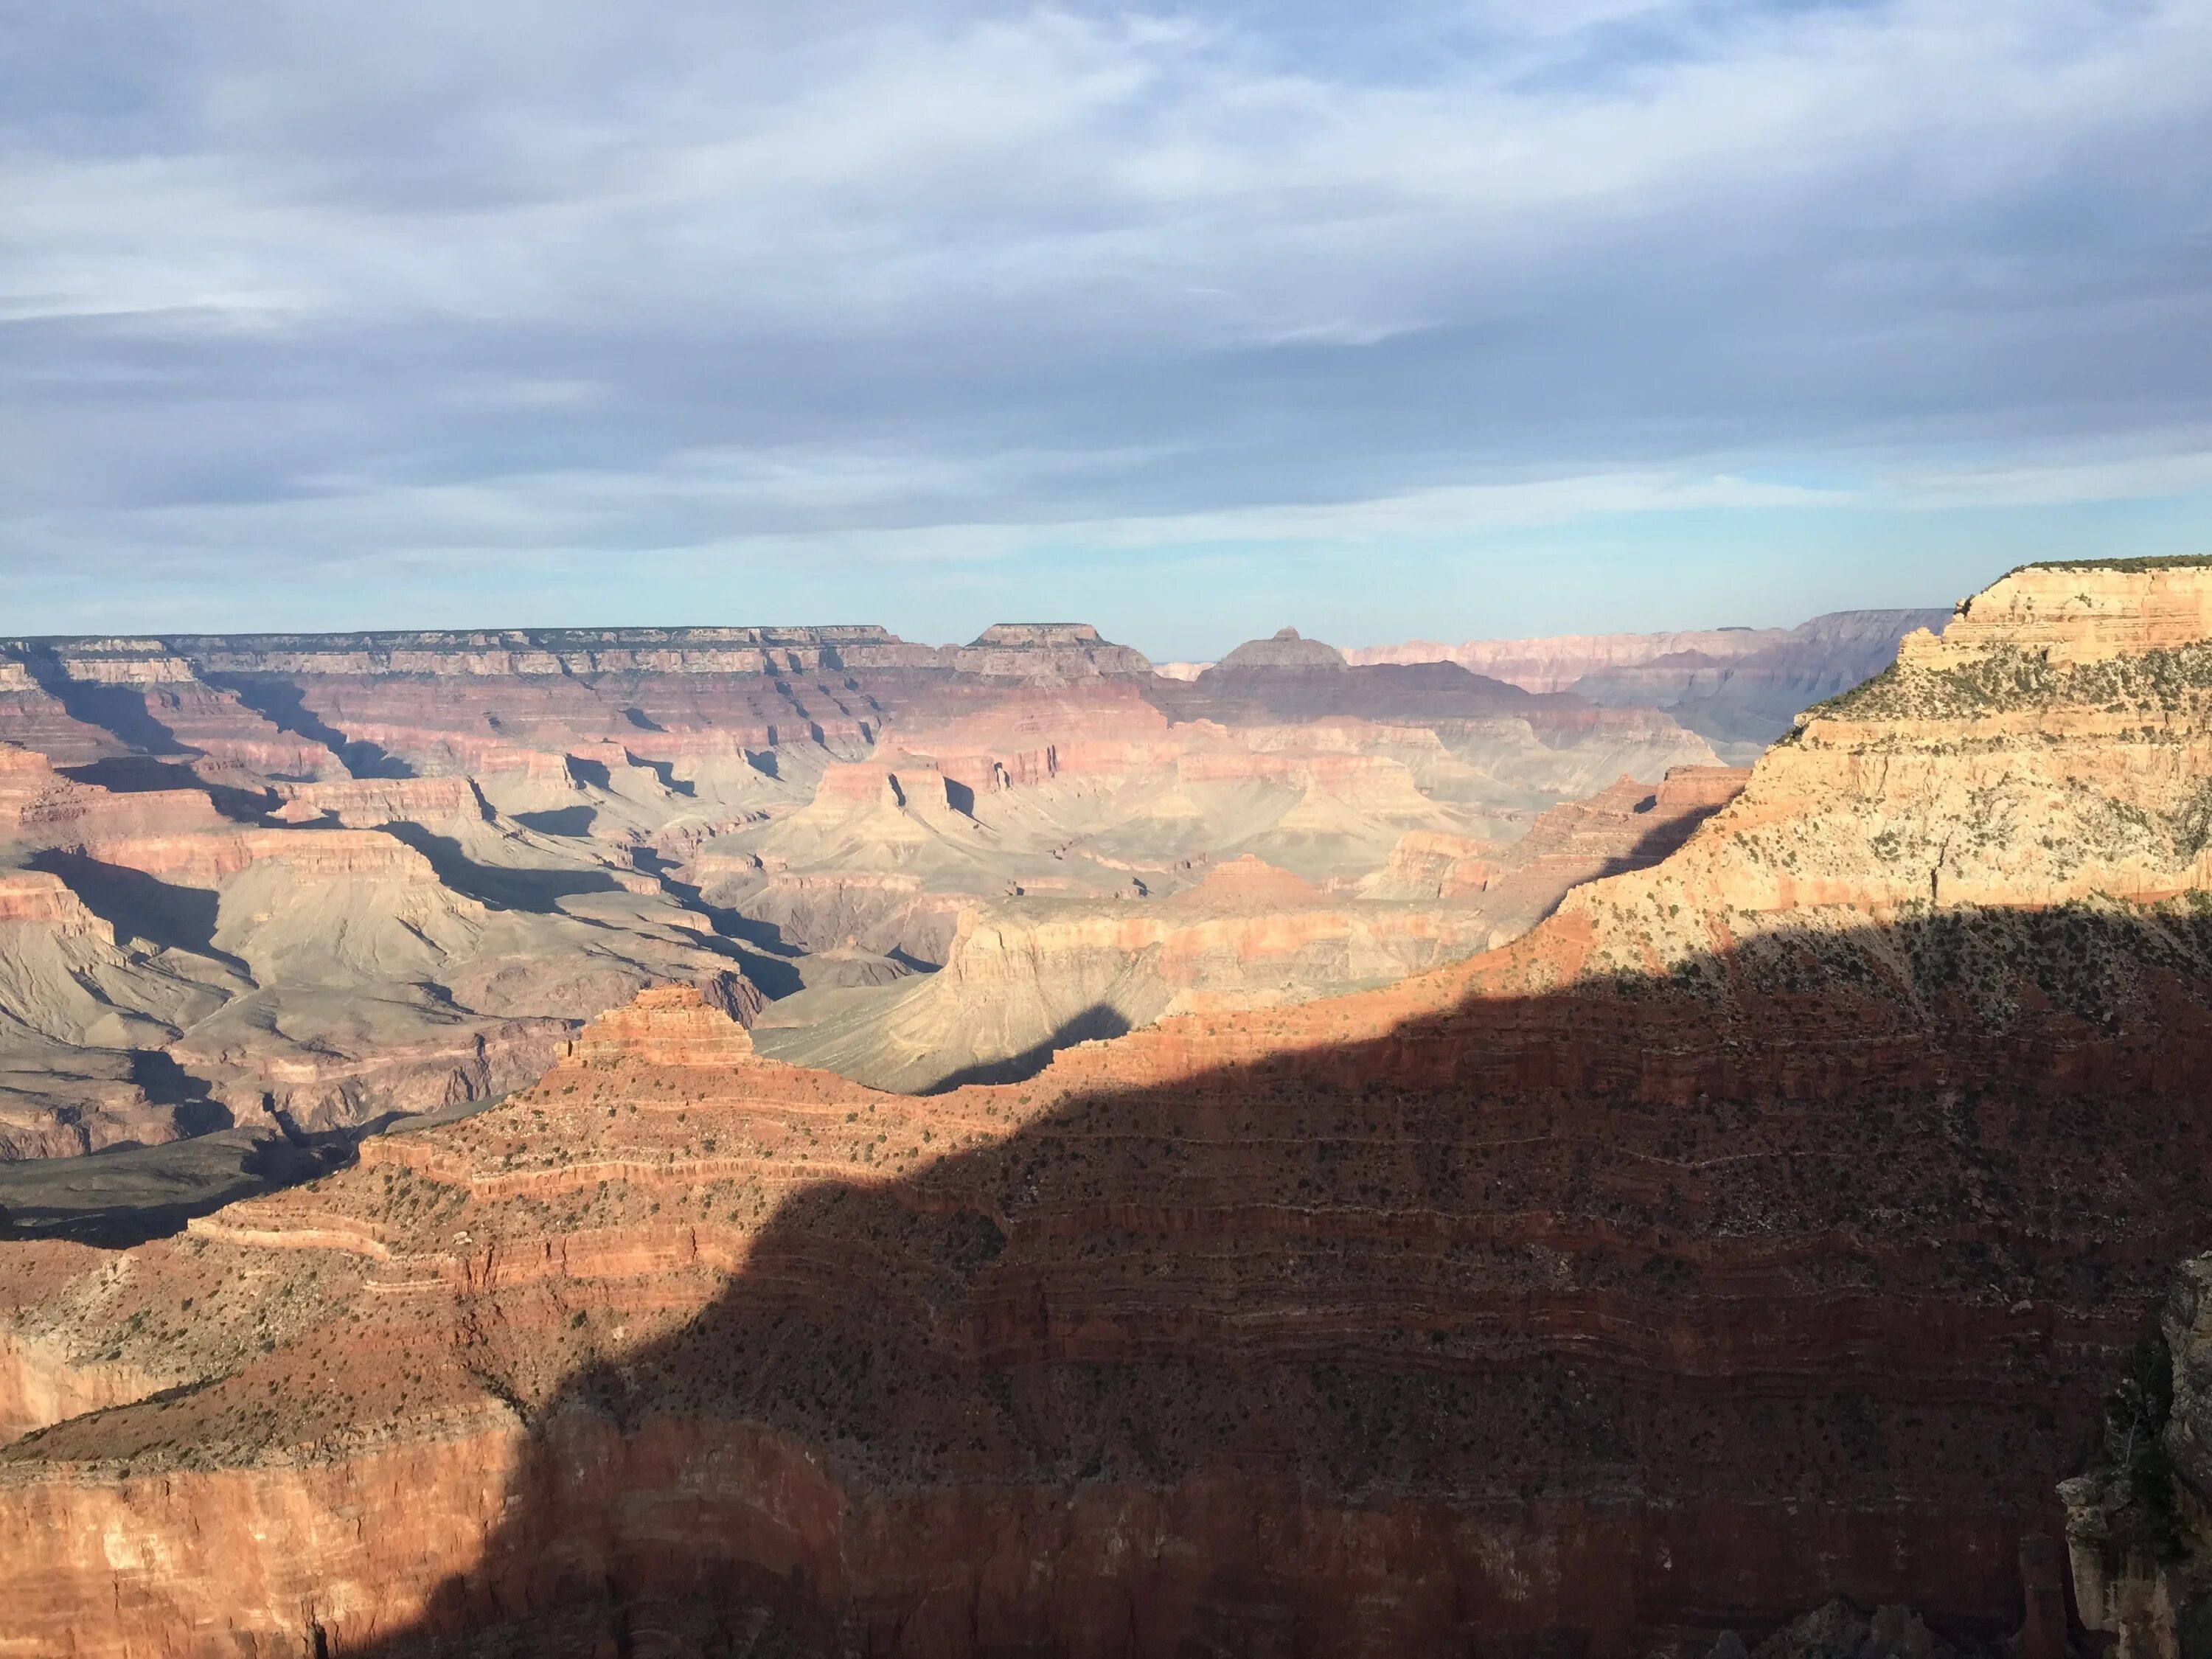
[1207,627,1349,674]
[268,775,487,828]
[558,983,757,1067]
[0,625,935,679]
[0,870,108,929]
[967,623,1103,649]
[952,622,1153,681]
[31,639,204,687]
[1896,557,2212,671]
[72,827,448,888]
[0,746,226,844]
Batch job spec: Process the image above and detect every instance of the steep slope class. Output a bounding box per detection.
[2060,1252,2212,1657]
[0,622,1728,1160]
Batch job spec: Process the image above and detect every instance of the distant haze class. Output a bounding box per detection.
[5,1,2211,655]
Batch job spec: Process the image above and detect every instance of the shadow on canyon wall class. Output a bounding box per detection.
[27,848,252,974]
[0,1124,352,1247]
[207,673,417,779]
[379,822,633,914]
[352,901,2212,1658]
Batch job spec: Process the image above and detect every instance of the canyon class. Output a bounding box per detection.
[0,616,1772,1170]
[0,561,2206,1655]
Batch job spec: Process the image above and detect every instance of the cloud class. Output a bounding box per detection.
[1,0,2209,634]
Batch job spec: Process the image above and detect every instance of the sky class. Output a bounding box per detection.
[3,1,2210,660]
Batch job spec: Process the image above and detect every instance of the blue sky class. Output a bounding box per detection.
[4,0,2209,658]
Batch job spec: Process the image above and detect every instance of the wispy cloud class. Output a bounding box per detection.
[1,0,2209,639]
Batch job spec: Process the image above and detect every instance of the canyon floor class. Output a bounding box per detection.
[11,584,2191,1655]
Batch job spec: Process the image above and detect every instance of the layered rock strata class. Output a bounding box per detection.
[0,734,761,1156]
[4,563,2211,1653]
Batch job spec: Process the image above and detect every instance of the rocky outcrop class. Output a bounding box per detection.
[953,623,1152,681]
[2060,1253,2212,1658]
[268,776,488,828]
[1206,626,1349,674]
[563,982,759,1065]
[0,742,227,845]
[1700,1596,2019,1659]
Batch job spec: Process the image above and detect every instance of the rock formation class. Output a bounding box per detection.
[3,560,2208,1654]
[0,732,758,1159]
[1208,625,1350,673]
[1360,764,1749,915]
[2060,1252,2212,1657]
[953,623,1153,681]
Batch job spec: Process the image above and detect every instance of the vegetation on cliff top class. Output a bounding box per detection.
[2011,554,2212,575]
[1585,895,2212,1037]
[1811,639,2212,724]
